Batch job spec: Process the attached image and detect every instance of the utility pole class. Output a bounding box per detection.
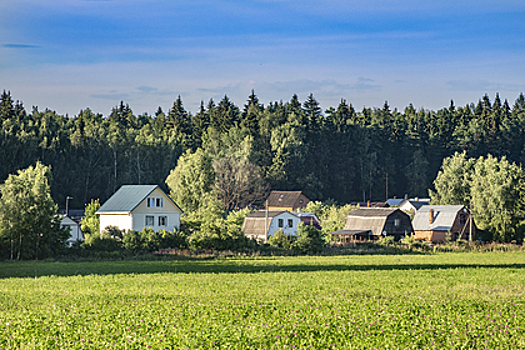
[469,202,473,243]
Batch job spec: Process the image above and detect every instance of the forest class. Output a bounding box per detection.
[1,90,525,212]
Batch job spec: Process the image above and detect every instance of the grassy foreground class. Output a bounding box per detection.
[1,252,525,349]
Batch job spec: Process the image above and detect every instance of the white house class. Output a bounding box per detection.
[241,210,301,242]
[96,185,183,233]
[60,216,84,246]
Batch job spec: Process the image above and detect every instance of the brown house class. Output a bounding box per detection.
[412,205,476,242]
[266,191,310,212]
[329,208,413,245]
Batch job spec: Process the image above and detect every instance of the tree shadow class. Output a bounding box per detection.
[0,258,524,279]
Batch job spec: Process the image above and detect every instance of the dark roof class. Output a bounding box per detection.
[349,202,388,208]
[266,191,306,207]
[348,208,398,217]
[328,229,372,236]
[97,185,182,213]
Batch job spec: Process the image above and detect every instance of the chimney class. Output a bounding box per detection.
[429,209,434,225]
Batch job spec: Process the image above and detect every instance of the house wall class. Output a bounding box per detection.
[132,187,182,232]
[267,212,301,238]
[267,205,293,212]
[382,211,413,240]
[100,213,133,232]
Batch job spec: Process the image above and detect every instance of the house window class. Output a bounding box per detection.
[147,197,163,208]
[288,219,293,228]
[158,216,167,226]
[278,219,284,228]
[145,216,154,226]
[394,219,400,227]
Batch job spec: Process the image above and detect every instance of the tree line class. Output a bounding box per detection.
[1,90,525,212]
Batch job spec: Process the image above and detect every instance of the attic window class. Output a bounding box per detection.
[147,197,163,208]
[394,219,400,226]
[299,199,303,204]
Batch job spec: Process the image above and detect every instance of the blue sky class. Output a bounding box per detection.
[1,0,525,116]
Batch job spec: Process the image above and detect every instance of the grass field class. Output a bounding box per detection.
[1,252,525,349]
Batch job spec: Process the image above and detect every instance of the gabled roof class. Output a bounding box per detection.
[348,208,398,218]
[401,199,429,211]
[245,210,294,219]
[412,205,466,231]
[97,185,182,214]
[386,198,405,207]
[266,191,307,207]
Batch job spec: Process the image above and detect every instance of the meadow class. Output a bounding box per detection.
[1,252,525,349]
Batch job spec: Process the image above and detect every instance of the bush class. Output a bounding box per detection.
[268,229,296,250]
[292,223,326,254]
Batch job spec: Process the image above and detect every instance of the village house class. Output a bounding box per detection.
[241,210,301,242]
[398,198,429,215]
[265,191,310,212]
[412,205,476,242]
[60,216,84,246]
[329,208,413,245]
[96,185,183,233]
[297,212,322,230]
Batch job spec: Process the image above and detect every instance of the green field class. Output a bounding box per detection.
[1,252,525,349]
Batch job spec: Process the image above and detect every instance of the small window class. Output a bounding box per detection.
[147,198,153,208]
[156,197,163,208]
[278,218,284,228]
[158,216,167,226]
[145,215,154,226]
[394,219,400,227]
[288,219,293,228]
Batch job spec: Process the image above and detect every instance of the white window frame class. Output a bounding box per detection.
[145,215,154,226]
[158,216,168,226]
[147,197,164,208]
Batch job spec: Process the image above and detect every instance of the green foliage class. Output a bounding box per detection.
[431,152,525,242]
[267,229,296,250]
[292,222,326,253]
[82,230,122,252]
[0,162,68,260]
[80,199,100,236]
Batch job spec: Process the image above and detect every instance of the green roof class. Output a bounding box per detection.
[97,185,180,213]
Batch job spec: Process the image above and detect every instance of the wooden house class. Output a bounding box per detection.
[412,205,476,242]
[265,191,310,212]
[96,185,183,233]
[330,208,413,244]
[241,210,301,242]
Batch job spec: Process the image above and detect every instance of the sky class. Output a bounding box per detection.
[1,0,525,116]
